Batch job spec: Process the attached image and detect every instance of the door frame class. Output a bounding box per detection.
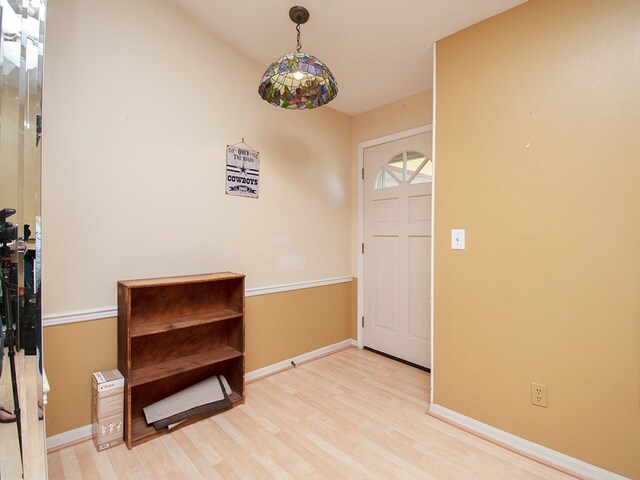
[357,124,435,377]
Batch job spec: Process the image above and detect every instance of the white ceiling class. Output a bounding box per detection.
[168,0,526,116]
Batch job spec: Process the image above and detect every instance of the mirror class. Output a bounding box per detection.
[0,0,47,477]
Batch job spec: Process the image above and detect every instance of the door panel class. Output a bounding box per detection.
[409,195,431,225]
[373,198,399,224]
[409,235,431,341]
[372,236,399,332]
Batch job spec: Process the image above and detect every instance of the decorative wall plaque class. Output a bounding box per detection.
[226,145,259,198]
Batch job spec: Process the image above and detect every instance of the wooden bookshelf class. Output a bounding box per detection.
[118,272,245,449]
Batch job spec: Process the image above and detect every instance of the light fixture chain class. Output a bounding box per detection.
[296,23,302,52]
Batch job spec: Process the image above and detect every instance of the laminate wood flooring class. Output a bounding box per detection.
[0,349,47,479]
[48,347,575,479]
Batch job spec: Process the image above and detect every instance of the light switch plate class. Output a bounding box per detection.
[451,229,465,249]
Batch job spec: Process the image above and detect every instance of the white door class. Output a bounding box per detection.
[363,131,432,368]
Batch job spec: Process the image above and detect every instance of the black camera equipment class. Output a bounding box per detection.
[0,207,24,471]
[0,208,18,242]
[21,222,38,356]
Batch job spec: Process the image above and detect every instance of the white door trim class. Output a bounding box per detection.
[430,42,437,403]
[357,124,433,352]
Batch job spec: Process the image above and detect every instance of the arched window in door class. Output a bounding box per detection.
[374,150,432,189]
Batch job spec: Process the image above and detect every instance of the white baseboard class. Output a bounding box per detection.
[47,339,354,451]
[46,424,92,451]
[245,339,353,382]
[428,404,629,480]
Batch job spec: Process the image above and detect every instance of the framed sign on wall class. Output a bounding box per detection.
[226,145,260,198]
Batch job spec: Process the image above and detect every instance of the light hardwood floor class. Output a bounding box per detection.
[48,348,575,479]
[0,349,47,479]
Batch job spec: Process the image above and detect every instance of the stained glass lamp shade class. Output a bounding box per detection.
[258,6,338,110]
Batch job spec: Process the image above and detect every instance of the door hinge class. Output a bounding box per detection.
[361,168,364,180]
[361,316,365,328]
[361,242,365,254]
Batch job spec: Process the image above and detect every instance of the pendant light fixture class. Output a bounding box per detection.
[258,6,338,110]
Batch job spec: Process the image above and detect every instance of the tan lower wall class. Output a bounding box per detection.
[350,277,358,341]
[244,282,352,372]
[43,317,117,438]
[434,1,640,477]
[43,281,352,437]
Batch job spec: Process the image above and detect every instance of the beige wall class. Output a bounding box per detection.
[42,0,352,316]
[42,0,354,438]
[433,1,640,477]
[44,281,352,436]
[352,91,432,147]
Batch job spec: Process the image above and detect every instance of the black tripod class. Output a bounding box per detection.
[1,278,23,474]
[0,208,23,476]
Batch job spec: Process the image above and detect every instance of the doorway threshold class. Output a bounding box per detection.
[363,346,431,373]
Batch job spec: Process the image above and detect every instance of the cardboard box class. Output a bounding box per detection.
[92,369,124,452]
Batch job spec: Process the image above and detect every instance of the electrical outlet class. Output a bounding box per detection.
[531,382,548,408]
